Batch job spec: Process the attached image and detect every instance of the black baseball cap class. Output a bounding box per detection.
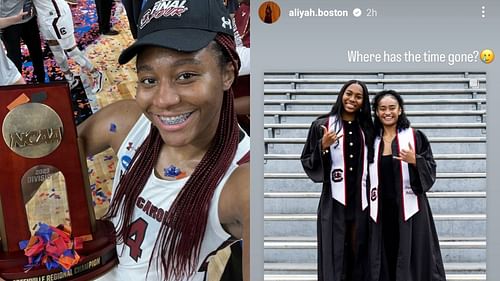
[118,0,234,64]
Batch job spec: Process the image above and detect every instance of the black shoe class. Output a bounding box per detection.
[102,29,119,36]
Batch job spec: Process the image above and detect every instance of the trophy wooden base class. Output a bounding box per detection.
[0,220,117,281]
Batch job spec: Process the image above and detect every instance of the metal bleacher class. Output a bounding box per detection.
[263,72,487,281]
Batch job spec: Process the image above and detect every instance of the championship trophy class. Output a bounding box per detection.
[0,83,117,280]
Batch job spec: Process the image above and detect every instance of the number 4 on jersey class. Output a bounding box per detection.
[125,218,148,262]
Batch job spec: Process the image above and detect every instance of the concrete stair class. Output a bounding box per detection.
[263,72,487,281]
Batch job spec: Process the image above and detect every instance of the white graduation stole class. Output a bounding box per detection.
[328,115,368,210]
[369,128,419,222]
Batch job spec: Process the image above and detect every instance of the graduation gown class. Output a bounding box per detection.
[301,116,370,281]
[369,129,446,281]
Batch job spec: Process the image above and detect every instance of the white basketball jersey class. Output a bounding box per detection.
[32,0,71,20]
[32,0,74,41]
[96,114,250,281]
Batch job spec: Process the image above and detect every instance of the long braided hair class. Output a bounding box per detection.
[103,33,241,280]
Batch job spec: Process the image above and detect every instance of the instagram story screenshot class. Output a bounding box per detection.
[252,1,500,281]
[0,0,497,281]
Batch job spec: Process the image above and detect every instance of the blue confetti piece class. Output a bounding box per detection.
[63,249,74,257]
[46,259,59,270]
[109,123,117,132]
[19,240,28,250]
[37,224,53,243]
[32,253,43,265]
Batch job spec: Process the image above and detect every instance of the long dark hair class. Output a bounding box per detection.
[103,33,241,281]
[324,80,374,162]
[372,90,411,136]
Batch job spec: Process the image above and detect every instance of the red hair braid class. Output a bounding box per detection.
[104,33,241,281]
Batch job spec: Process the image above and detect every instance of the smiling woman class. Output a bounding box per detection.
[300,80,374,281]
[134,45,233,149]
[76,0,250,280]
[369,90,445,281]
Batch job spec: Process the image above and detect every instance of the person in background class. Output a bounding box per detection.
[369,90,445,281]
[32,0,104,93]
[0,11,27,86]
[301,80,374,281]
[234,0,249,48]
[0,0,46,84]
[120,0,141,38]
[95,0,119,35]
[232,0,250,135]
[78,0,250,280]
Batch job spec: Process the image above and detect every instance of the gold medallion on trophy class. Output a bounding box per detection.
[2,103,63,158]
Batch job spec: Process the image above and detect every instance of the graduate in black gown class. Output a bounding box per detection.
[369,90,446,281]
[301,80,374,281]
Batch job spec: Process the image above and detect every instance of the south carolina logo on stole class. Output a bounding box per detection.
[332,168,343,182]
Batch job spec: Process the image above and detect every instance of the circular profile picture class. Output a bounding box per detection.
[259,1,281,24]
